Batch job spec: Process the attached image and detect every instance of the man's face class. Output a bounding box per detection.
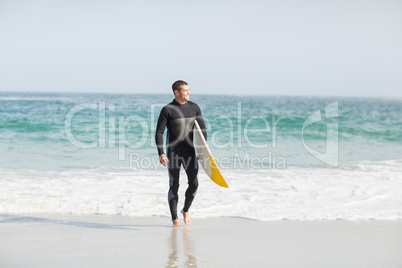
[175,85,190,102]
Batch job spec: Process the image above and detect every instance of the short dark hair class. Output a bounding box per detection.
[172,80,188,93]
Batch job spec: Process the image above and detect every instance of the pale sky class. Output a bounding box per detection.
[1,0,401,97]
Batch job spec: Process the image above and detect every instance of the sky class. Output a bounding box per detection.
[0,0,401,97]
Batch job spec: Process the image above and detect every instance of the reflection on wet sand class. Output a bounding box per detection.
[166,227,197,267]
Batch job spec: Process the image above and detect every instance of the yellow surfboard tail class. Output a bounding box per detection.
[209,154,229,188]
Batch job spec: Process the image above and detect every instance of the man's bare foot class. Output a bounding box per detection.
[172,219,182,227]
[181,210,191,225]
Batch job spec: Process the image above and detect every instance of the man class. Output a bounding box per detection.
[155,80,207,227]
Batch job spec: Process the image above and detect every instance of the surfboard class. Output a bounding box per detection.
[193,120,229,188]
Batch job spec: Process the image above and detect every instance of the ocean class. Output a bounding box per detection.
[1,92,401,220]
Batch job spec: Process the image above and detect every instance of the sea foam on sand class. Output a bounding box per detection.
[1,160,402,220]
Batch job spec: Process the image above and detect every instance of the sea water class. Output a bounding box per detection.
[1,92,401,220]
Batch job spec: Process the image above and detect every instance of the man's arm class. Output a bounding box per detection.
[155,107,167,156]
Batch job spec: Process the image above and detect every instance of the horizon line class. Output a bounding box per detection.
[0,89,401,100]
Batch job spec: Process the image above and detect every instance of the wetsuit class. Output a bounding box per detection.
[155,99,207,220]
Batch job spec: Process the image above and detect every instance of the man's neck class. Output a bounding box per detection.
[175,98,187,105]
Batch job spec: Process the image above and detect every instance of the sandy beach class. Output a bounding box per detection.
[1,214,401,267]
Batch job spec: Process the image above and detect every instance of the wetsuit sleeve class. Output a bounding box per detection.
[195,105,207,141]
[155,107,168,155]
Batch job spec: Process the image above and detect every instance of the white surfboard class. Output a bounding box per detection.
[193,120,229,188]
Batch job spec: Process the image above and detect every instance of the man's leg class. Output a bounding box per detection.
[167,153,182,226]
[182,153,199,224]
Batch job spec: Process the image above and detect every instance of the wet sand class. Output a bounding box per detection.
[1,214,401,267]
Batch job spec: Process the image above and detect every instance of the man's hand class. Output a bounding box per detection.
[159,154,169,167]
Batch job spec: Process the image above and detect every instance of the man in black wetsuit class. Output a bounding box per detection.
[155,80,207,227]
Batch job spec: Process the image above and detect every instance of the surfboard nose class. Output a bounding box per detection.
[210,154,229,188]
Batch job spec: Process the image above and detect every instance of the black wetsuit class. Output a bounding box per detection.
[155,99,207,220]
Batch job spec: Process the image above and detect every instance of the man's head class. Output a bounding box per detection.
[172,80,190,104]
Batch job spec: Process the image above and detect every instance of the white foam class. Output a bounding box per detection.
[1,160,401,220]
